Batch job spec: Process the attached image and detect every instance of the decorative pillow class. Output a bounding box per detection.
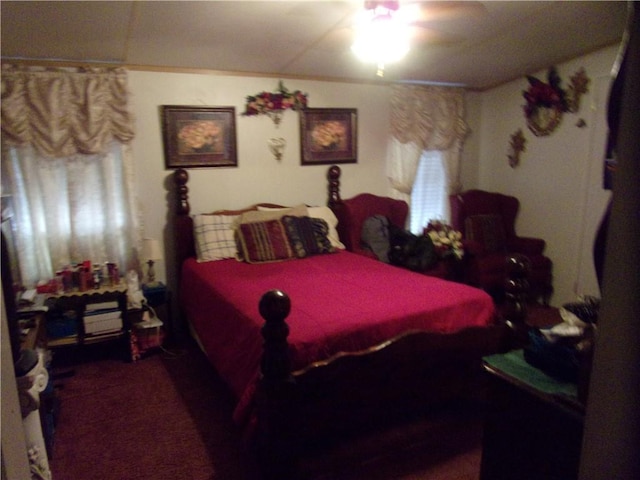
[307,206,345,250]
[281,215,335,258]
[236,219,295,263]
[256,204,345,249]
[361,215,391,262]
[193,214,240,262]
[465,214,507,253]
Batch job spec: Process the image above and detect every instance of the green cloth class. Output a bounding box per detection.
[483,349,578,398]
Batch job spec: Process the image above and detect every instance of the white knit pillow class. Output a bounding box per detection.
[193,214,239,262]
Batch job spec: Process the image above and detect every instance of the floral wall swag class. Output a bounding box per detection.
[508,129,526,168]
[242,80,309,126]
[522,66,590,137]
[242,80,309,161]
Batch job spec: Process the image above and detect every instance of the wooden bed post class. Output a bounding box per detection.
[172,169,195,268]
[328,165,350,249]
[174,168,190,216]
[256,290,298,479]
[259,289,292,384]
[327,164,342,210]
[503,253,531,345]
[171,169,194,337]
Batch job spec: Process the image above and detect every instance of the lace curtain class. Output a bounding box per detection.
[387,84,469,203]
[1,66,141,287]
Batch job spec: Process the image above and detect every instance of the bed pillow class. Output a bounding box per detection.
[281,215,335,258]
[243,204,308,224]
[258,204,344,250]
[193,214,240,262]
[465,214,507,253]
[236,219,295,263]
[307,206,345,250]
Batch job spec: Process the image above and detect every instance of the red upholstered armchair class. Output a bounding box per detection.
[449,190,553,304]
[333,193,409,259]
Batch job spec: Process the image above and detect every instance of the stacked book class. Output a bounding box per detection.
[83,300,122,336]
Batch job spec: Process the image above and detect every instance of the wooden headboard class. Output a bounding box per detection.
[171,165,345,274]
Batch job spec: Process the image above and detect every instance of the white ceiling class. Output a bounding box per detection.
[0,1,630,90]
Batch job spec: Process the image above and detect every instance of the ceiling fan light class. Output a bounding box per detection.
[351,8,410,65]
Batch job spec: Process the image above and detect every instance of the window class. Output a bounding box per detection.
[1,66,139,289]
[410,150,447,234]
[1,143,140,288]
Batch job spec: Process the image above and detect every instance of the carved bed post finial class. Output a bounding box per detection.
[259,289,292,383]
[173,168,190,215]
[327,165,342,209]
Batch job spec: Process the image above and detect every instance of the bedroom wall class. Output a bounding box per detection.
[127,72,392,296]
[472,45,619,307]
[127,44,619,310]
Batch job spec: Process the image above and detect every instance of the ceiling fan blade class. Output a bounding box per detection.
[409,25,463,47]
[403,1,487,23]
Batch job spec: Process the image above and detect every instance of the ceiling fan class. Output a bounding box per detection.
[350,0,486,76]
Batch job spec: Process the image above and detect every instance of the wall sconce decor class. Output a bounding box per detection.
[522,66,590,137]
[508,129,526,168]
[268,137,286,161]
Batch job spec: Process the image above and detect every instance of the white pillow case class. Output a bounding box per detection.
[242,204,308,224]
[193,214,239,262]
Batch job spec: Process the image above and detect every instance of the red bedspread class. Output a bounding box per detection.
[180,250,495,423]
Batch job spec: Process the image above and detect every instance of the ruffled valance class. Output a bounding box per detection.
[1,65,135,158]
[390,85,468,151]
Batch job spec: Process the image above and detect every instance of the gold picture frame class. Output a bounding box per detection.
[161,106,238,168]
[300,108,357,165]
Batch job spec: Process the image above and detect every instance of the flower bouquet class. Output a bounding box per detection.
[423,220,464,260]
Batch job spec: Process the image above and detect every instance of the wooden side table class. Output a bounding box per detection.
[44,285,129,358]
[480,350,584,480]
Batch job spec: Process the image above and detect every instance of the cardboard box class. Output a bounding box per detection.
[133,317,164,352]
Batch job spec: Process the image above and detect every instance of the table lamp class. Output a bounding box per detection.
[141,238,162,286]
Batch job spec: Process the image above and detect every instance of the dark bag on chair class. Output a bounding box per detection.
[388,225,437,272]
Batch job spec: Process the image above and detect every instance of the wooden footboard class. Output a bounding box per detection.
[256,289,509,479]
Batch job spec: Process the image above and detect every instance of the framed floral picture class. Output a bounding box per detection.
[161,106,237,168]
[299,108,357,165]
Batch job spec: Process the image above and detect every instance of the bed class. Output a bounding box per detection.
[171,166,509,479]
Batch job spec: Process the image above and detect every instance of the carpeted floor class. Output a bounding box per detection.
[48,338,486,480]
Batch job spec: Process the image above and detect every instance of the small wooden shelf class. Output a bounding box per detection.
[47,335,79,348]
[45,288,129,359]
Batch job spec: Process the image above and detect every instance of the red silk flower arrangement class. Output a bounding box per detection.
[522,66,568,117]
[243,81,308,117]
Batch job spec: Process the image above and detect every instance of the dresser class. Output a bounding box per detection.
[480,350,585,480]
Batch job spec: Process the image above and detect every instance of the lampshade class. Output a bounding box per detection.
[141,238,163,261]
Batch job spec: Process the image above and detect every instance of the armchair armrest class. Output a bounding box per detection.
[508,236,546,256]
